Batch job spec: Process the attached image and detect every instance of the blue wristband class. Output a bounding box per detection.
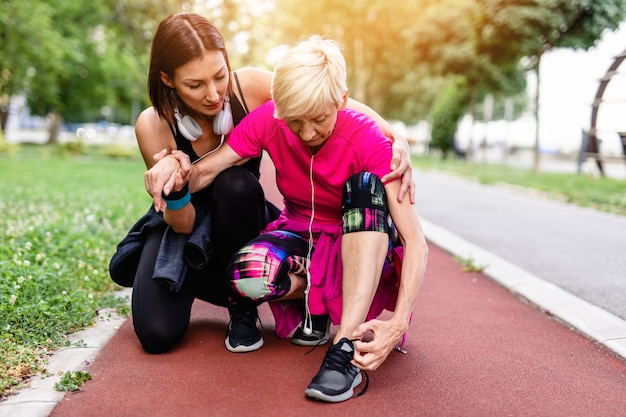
[163,184,191,210]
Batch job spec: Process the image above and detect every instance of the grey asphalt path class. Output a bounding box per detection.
[414,169,626,359]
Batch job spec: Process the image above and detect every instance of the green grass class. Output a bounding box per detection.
[54,370,93,392]
[0,144,148,398]
[453,255,487,273]
[412,154,626,216]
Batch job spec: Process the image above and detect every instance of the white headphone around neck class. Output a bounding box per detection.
[174,96,233,141]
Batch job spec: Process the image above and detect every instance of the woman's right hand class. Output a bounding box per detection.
[144,150,190,212]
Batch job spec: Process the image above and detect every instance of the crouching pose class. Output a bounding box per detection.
[149,36,428,403]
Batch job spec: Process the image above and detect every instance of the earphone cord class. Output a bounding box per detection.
[303,154,315,336]
[192,134,225,165]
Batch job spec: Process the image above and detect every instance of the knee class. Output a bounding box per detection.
[228,245,290,302]
[228,231,308,302]
[343,172,387,209]
[213,166,261,202]
[342,172,390,234]
[133,321,182,354]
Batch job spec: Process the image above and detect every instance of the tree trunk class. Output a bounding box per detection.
[532,54,542,173]
[46,109,61,144]
[0,107,8,134]
[0,94,9,134]
[465,84,477,164]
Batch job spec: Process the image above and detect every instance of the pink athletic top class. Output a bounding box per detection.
[227,101,402,337]
[227,101,393,226]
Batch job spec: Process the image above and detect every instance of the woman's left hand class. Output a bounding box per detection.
[381,132,415,204]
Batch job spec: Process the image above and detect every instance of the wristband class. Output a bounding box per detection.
[163,183,190,210]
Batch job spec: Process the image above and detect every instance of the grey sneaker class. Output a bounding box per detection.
[292,314,331,346]
[225,302,263,353]
[304,338,362,403]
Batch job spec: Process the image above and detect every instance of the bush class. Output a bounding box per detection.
[0,131,19,156]
[101,144,140,159]
[56,139,87,157]
[429,77,470,158]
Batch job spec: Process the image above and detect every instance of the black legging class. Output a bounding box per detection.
[131,166,272,353]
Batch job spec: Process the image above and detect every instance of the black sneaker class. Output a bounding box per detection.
[225,302,263,353]
[292,314,331,346]
[305,338,362,403]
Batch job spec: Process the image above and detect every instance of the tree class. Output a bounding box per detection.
[408,0,535,159]
[271,0,533,128]
[0,0,185,142]
[0,1,63,133]
[492,0,626,172]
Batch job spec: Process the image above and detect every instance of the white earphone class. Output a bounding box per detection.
[174,96,233,141]
[213,96,233,136]
[174,108,203,141]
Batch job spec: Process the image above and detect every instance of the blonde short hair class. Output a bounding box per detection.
[272,36,348,120]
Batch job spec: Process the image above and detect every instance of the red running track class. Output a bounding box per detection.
[50,242,626,417]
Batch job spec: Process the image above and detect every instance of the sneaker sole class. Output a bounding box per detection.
[291,335,330,346]
[291,321,331,346]
[225,337,264,353]
[304,371,362,403]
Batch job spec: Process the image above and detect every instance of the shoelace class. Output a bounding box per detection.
[322,341,354,372]
[355,370,369,398]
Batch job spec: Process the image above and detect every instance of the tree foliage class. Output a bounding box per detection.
[273,0,438,122]
[0,2,63,125]
[194,0,278,69]
[0,0,186,140]
[2,0,626,147]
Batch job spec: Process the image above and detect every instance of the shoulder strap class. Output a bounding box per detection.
[233,71,250,114]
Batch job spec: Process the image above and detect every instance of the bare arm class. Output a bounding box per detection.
[346,99,415,204]
[181,144,247,193]
[163,190,196,234]
[135,107,177,169]
[351,179,428,370]
[136,106,189,211]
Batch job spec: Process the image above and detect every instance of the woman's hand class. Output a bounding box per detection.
[144,150,189,212]
[351,319,407,371]
[381,131,415,204]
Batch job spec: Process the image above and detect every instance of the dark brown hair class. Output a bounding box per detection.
[147,13,232,124]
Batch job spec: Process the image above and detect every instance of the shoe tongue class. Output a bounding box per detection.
[338,339,354,353]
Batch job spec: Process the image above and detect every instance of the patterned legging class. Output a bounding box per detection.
[227,172,398,302]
